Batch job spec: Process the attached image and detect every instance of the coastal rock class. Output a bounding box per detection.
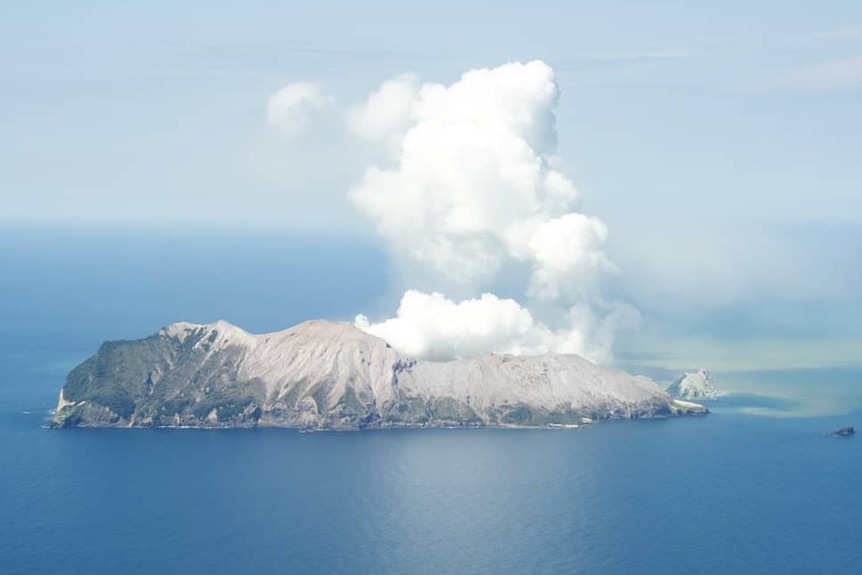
[669,399,710,416]
[830,426,855,437]
[50,319,707,429]
[667,369,722,400]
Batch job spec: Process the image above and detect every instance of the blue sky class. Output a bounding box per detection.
[2,0,861,371]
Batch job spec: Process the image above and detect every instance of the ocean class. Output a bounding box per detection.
[1,227,860,574]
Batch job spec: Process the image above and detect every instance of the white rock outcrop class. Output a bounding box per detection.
[666,369,722,400]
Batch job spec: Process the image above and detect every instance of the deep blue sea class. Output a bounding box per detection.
[1,227,861,574]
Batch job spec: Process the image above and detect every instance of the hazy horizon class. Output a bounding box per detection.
[3,224,860,380]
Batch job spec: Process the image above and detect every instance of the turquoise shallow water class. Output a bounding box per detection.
[1,229,861,574]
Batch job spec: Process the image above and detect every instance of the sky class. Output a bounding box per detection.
[2,0,861,372]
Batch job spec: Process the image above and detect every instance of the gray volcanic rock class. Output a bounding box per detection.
[667,369,722,400]
[50,319,707,429]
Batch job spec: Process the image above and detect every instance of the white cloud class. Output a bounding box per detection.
[355,290,638,363]
[265,81,332,137]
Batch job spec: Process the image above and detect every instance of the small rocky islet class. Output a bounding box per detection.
[666,369,722,400]
[830,426,855,437]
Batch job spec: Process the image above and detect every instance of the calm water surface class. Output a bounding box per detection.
[2,365,860,574]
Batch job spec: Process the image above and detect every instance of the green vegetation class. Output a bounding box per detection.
[384,397,429,424]
[88,387,135,419]
[58,327,272,425]
[496,403,589,426]
[50,405,80,428]
[429,397,481,424]
[191,392,257,422]
[156,397,193,416]
[501,405,537,425]
[332,386,367,419]
[61,336,176,420]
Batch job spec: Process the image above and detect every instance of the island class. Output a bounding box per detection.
[50,319,707,429]
[667,369,722,400]
[830,426,855,437]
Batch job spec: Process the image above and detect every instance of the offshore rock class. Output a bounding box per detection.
[667,369,722,400]
[830,426,855,437]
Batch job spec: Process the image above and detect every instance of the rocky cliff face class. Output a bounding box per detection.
[667,369,722,400]
[50,320,706,429]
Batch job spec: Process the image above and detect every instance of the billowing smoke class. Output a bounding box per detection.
[257,62,634,362]
[345,61,635,363]
[354,290,639,363]
[347,61,615,296]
